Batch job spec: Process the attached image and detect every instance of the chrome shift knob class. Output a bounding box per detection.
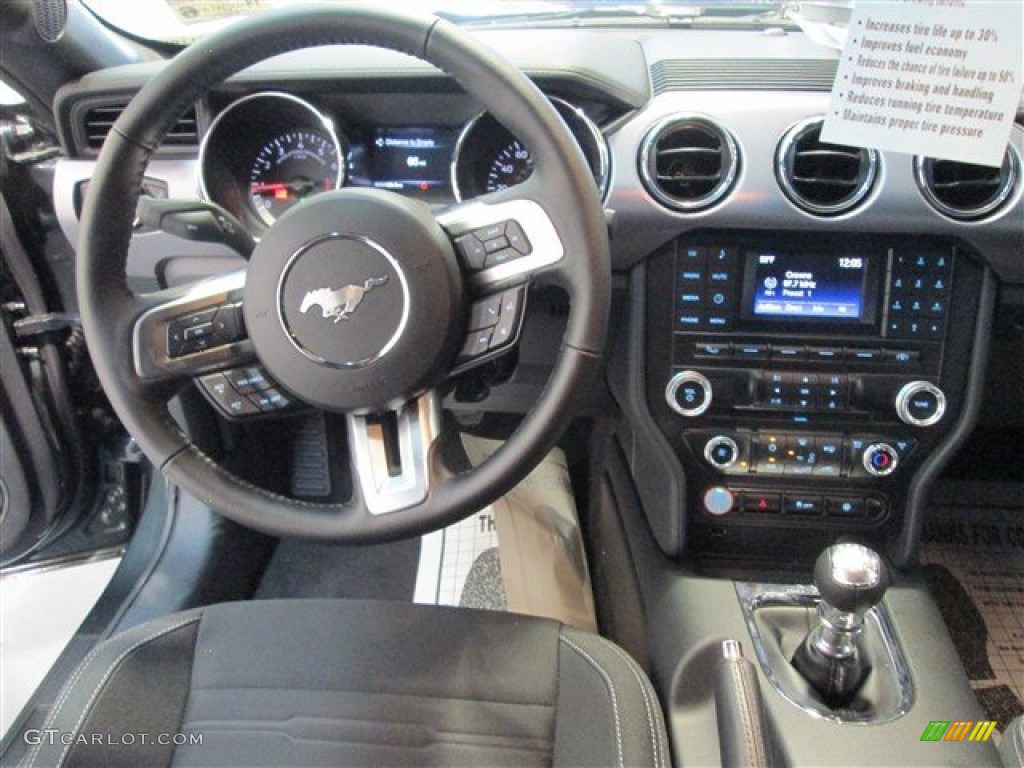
[814,542,889,616]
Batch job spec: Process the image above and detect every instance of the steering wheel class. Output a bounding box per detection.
[78,5,610,542]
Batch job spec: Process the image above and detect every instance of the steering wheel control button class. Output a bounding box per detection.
[863,443,899,477]
[703,486,736,517]
[166,321,186,358]
[468,294,503,331]
[200,372,261,418]
[212,303,245,342]
[704,435,739,470]
[455,234,487,270]
[895,381,946,427]
[504,220,532,255]
[250,388,291,411]
[666,370,712,417]
[227,367,272,395]
[458,220,534,272]
[490,288,525,350]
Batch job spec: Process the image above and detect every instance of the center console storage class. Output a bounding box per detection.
[642,232,990,565]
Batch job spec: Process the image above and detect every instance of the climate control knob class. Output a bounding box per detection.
[862,443,899,477]
[704,435,740,469]
[895,381,946,427]
[666,370,712,417]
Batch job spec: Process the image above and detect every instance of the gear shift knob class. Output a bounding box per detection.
[792,543,891,708]
[813,542,889,615]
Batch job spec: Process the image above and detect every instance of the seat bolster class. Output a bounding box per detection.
[20,608,205,768]
[1001,716,1024,767]
[554,627,670,768]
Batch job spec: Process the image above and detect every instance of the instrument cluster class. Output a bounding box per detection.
[199,91,609,231]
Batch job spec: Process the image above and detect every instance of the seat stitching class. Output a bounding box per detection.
[560,636,624,768]
[18,613,196,768]
[45,616,202,768]
[602,640,666,768]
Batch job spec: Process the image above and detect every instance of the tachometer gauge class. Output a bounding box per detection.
[486,140,534,192]
[248,130,342,225]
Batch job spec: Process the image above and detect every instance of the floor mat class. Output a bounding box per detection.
[414,437,597,630]
[920,480,1024,732]
[255,538,421,602]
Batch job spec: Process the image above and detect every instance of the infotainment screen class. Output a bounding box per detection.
[370,127,452,198]
[746,251,871,323]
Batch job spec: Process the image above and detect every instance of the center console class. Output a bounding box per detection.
[643,232,988,565]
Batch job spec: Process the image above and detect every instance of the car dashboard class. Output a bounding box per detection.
[49,24,1023,569]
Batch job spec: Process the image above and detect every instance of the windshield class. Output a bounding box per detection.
[81,0,820,45]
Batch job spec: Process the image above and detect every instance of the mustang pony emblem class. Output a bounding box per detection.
[299,277,389,323]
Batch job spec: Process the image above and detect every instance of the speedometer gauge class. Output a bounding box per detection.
[249,130,342,225]
[486,140,534,192]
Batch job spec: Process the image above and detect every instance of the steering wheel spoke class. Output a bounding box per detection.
[437,182,565,297]
[132,269,255,381]
[345,392,442,516]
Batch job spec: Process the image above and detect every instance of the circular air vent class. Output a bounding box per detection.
[776,117,878,216]
[915,147,1020,221]
[639,115,739,211]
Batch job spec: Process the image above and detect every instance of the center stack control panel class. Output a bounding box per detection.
[644,233,985,560]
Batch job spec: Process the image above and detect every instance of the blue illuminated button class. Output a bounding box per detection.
[828,497,866,517]
[785,495,824,515]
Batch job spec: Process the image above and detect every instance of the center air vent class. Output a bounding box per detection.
[80,101,199,154]
[639,115,739,212]
[775,117,878,216]
[915,148,1019,221]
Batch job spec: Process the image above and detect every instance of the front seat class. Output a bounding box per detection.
[20,600,669,767]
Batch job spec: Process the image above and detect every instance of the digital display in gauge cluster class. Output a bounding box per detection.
[368,127,454,199]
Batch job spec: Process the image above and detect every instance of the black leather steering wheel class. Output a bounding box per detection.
[78,5,610,541]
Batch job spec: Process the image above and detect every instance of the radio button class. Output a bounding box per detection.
[708,246,738,267]
[706,314,734,329]
[735,344,770,360]
[883,349,920,366]
[896,381,946,426]
[846,347,882,363]
[695,342,732,359]
[678,267,706,285]
[666,370,712,417]
[679,246,707,265]
[807,346,843,362]
[772,345,805,361]
[706,288,735,310]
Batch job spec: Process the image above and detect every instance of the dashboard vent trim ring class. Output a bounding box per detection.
[775,117,878,216]
[79,100,199,154]
[639,114,740,212]
[651,59,838,94]
[914,146,1020,221]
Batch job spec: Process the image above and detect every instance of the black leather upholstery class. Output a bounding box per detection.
[20,600,668,767]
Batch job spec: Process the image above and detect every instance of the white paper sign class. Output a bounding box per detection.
[822,0,1022,168]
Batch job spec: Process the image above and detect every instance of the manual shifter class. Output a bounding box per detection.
[791,542,890,708]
